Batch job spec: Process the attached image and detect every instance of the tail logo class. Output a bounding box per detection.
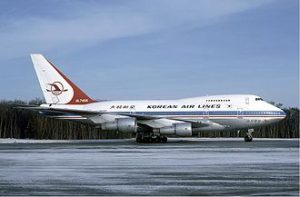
[46,81,68,96]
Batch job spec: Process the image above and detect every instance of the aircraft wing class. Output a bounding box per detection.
[17,105,214,129]
[16,106,99,115]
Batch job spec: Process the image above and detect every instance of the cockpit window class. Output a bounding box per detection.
[255,98,263,101]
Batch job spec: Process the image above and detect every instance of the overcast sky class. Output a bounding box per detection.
[0,0,298,107]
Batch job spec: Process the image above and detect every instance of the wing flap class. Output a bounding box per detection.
[138,118,186,129]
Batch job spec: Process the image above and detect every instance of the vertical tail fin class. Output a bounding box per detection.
[31,54,95,105]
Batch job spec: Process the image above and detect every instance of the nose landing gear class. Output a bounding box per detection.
[244,128,254,142]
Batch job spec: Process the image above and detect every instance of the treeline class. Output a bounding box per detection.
[0,99,132,139]
[0,99,298,139]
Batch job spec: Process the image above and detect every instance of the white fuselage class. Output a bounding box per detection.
[46,94,286,134]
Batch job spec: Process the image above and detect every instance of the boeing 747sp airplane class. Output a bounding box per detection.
[25,54,286,143]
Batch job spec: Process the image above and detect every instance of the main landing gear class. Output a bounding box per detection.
[244,128,254,142]
[136,133,167,143]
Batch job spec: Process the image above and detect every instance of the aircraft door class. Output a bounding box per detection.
[245,97,250,105]
[129,105,136,115]
[237,108,243,119]
[203,108,209,119]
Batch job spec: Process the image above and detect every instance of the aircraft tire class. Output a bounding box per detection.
[136,134,168,143]
[154,137,161,143]
[244,135,253,142]
[135,133,144,143]
[162,136,167,143]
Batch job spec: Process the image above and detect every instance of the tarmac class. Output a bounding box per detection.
[0,138,299,196]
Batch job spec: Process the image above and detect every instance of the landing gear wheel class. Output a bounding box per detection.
[136,137,141,143]
[154,137,161,143]
[244,135,253,142]
[136,133,143,143]
[244,129,254,142]
[135,133,167,143]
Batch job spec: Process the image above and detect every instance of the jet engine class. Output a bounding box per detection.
[159,123,192,136]
[101,118,137,133]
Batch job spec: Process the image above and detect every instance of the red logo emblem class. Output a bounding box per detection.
[46,81,68,95]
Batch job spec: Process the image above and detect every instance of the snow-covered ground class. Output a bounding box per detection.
[0,138,129,144]
[0,137,297,144]
[0,138,298,195]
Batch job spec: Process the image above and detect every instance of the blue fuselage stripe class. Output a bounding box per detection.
[127,110,286,116]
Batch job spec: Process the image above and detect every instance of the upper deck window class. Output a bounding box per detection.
[206,99,231,102]
[255,98,263,101]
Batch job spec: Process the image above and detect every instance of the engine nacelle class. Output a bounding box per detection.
[101,118,137,133]
[159,123,192,136]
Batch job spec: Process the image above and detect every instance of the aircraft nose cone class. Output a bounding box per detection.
[282,110,287,119]
[278,109,287,120]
